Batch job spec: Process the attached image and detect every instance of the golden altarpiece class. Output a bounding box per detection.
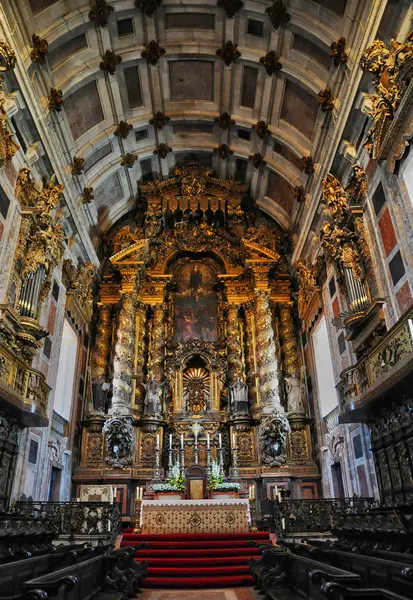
[74,164,319,514]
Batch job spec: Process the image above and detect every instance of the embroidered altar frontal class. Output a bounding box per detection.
[141,499,250,534]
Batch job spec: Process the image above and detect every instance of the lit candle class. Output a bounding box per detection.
[169,434,172,450]
[207,433,210,449]
[218,433,222,448]
[181,433,184,449]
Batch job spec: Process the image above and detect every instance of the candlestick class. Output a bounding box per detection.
[207,433,210,449]
[169,433,172,450]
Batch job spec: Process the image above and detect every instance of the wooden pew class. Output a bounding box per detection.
[281,540,413,598]
[249,546,360,599]
[320,581,410,599]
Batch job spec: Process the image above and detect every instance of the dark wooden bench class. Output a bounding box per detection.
[281,540,413,598]
[249,546,360,600]
[320,581,410,599]
[21,550,147,600]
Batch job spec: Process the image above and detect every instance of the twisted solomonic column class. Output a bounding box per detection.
[148,304,165,383]
[244,302,259,408]
[135,301,148,410]
[91,304,112,380]
[111,294,136,415]
[255,291,281,413]
[226,304,243,384]
[279,304,299,379]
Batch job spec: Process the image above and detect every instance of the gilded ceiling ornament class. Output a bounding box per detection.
[294,186,306,203]
[153,143,172,159]
[71,156,84,176]
[214,112,235,130]
[0,77,19,167]
[121,152,138,168]
[359,35,413,158]
[301,155,315,174]
[141,40,166,65]
[0,41,16,71]
[114,120,133,139]
[217,0,244,19]
[135,0,162,17]
[330,37,348,67]
[150,111,170,130]
[345,164,367,206]
[81,187,94,204]
[99,50,122,75]
[249,153,266,169]
[48,88,64,112]
[259,51,282,76]
[88,0,114,27]
[318,87,334,112]
[216,41,241,66]
[265,0,290,30]
[321,173,349,219]
[30,35,48,64]
[214,143,233,160]
[253,120,271,139]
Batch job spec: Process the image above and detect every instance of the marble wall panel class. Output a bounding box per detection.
[280,80,319,140]
[169,61,214,102]
[94,171,123,213]
[292,33,331,70]
[64,80,104,141]
[266,170,295,215]
[378,207,397,256]
[396,280,413,314]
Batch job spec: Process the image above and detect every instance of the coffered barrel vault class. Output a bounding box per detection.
[0,0,384,245]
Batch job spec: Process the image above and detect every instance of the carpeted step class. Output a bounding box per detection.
[144,575,254,588]
[122,532,270,541]
[147,565,250,577]
[135,547,261,558]
[122,539,260,549]
[136,556,259,567]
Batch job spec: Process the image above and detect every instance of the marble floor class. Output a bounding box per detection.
[140,589,260,600]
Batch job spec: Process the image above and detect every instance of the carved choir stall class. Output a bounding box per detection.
[74,163,319,519]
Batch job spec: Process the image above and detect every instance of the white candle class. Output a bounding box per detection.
[113,487,117,502]
[169,434,172,449]
[218,433,222,448]
[136,487,139,500]
[140,486,143,500]
[232,431,236,447]
[181,433,184,449]
[281,518,286,530]
[207,433,210,449]
[156,433,160,448]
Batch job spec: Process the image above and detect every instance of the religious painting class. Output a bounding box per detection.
[173,262,218,342]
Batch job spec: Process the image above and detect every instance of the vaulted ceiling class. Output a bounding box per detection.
[0,0,387,263]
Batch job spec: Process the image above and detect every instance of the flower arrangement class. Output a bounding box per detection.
[214,482,241,492]
[208,459,224,490]
[152,483,178,492]
[153,461,185,493]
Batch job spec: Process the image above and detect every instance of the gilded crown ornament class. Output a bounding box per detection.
[142,40,165,65]
[89,0,114,27]
[150,111,170,130]
[214,144,233,160]
[81,187,94,204]
[259,51,282,76]
[0,41,16,71]
[214,112,235,130]
[99,50,122,75]
[216,41,241,66]
[71,156,84,176]
[48,88,64,112]
[318,88,334,112]
[294,186,306,203]
[330,37,348,67]
[0,77,19,166]
[301,156,315,174]
[253,121,271,139]
[114,120,133,139]
[121,153,138,168]
[217,0,244,18]
[153,143,172,159]
[266,0,290,30]
[30,35,48,64]
[135,0,162,17]
[249,153,266,169]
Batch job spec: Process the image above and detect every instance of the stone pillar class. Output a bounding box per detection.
[110,294,136,415]
[226,304,243,383]
[135,301,148,411]
[91,304,112,380]
[255,291,281,413]
[244,302,259,409]
[148,304,165,382]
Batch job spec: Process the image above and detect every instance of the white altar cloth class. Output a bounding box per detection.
[141,498,251,534]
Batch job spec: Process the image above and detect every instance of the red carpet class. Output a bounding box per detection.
[121,531,270,588]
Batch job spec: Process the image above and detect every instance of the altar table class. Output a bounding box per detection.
[140,498,251,534]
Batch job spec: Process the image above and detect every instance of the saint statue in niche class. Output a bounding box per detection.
[173,262,218,342]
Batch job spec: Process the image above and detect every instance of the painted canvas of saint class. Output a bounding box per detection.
[173,262,218,342]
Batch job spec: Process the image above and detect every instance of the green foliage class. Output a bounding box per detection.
[170,472,185,492]
[208,459,224,490]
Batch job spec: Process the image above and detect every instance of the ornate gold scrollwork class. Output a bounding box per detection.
[0,77,19,166]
